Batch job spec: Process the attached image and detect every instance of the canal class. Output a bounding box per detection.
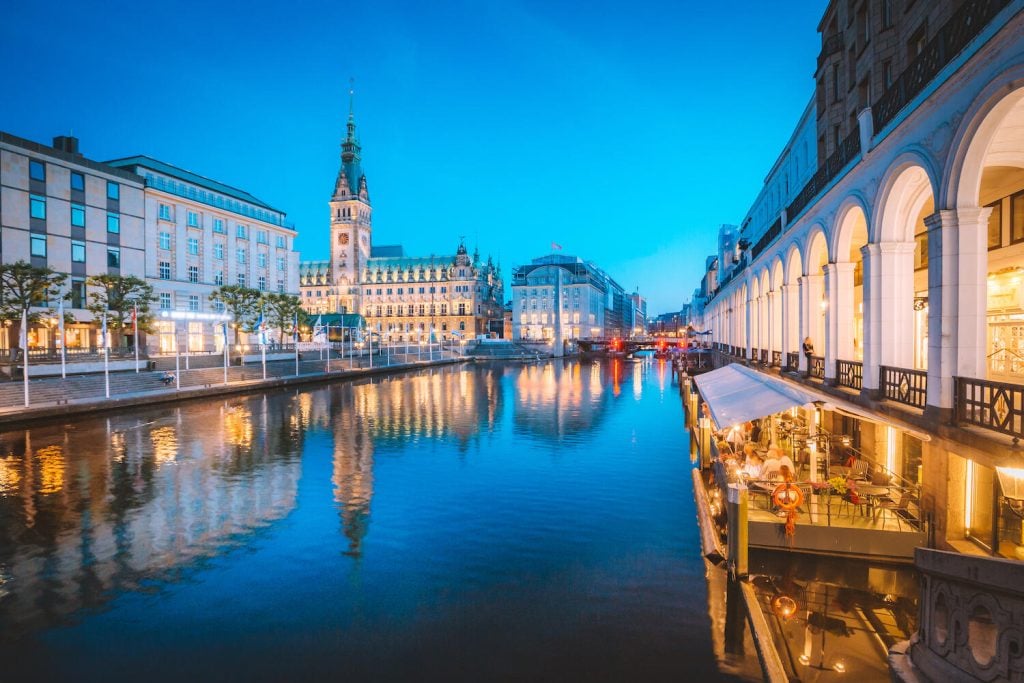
[0,359,757,682]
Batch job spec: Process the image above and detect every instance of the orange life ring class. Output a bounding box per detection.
[772,483,804,510]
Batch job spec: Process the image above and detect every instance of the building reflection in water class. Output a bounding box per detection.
[320,365,506,556]
[0,397,303,641]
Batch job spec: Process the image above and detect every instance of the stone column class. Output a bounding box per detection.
[800,274,825,371]
[767,290,777,359]
[824,262,855,382]
[925,207,990,416]
[797,276,809,372]
[781,283,796,364]
[877,241,917,369]
[744,294,753,361]
[861,244,881,392]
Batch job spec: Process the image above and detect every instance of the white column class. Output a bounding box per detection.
[877,241,917,369]
[745,295,753,360]
[824,262,855,381]
[861,244,881,391]
[925,208,990,413]
[797,276,809,372]
[767,290,777,359]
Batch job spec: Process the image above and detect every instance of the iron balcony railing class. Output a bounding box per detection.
[816,33,845,69]
[786,352,799,371]
[772,351,782,367]
[760,348,768,366]
[751,216,783,260]
[954,376,1024,443]
[872,0,1011,132]
[880,365,928,410]
[836,359,863,390]
[809,355,825,380]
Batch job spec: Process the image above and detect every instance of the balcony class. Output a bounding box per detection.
[836,359,863,390]
[880,366,928,410]
[955,376,1024,443]
[809,355,825,380]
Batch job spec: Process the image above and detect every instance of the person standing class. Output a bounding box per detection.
[802,337,815,377]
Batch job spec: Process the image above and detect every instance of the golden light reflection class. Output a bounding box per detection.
[0,455,22,494]
[35,444,65,494]
[149,426,179,465]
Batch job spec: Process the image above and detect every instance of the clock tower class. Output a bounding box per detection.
[330,89,372,314]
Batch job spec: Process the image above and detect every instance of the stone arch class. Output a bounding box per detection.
[830,200,870,363]
[943,65,1024,387]
[832,194,871,262]
[782,246,803,357]
[804,226,829,276]
[945,61,1024,209]
[783,243,803,285]
[874,152,940,244]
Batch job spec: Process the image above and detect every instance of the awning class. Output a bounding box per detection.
[693,363,931,441]
[694,364,816,429]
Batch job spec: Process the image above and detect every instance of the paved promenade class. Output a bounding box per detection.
[0,349,462,426]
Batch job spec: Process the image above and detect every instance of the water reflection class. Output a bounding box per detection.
[0,359,748,682]
[0,400,303,641]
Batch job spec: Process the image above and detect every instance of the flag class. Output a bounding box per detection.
[313,315,324,343]
[20,309,28,350]
[551,241,562,251]
[293,312,299,342]
[221,321,229,346]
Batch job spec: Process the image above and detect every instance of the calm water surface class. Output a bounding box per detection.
[0,359,747,682]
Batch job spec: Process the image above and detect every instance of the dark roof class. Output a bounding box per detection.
[0,131,144,184]
[104,155,282,214]
[314,313,365,327]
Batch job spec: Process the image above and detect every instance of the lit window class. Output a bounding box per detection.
[30,194,46,219]
[71,203,85,227]
[107,213,120,233]
[70,172,85,191]
[30,234,47,257]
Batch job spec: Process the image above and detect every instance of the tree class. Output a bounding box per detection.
[262,293,308,344]
[209,285,261,345]
[86,274,156,349]
[0,260,67,359]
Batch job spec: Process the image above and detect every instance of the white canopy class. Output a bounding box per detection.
[693,363,931,441]
[694,364,816,429]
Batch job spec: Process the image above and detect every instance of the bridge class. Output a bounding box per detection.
[577,337,710,356]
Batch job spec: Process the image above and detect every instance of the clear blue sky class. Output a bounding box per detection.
[1,0,823,315]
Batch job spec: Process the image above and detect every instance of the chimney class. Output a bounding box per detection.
[52,135,80,156]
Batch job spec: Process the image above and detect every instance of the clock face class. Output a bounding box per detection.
[339,233,349,245]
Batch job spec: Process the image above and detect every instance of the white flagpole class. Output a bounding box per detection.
[174,322,180,390]
[294,314,299,377]
[133,302,140,373]
[21,308,29,408]
[222,323,229,386]
[102,312,110,399]
[326,325,331,373]
[58,298,66,379]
